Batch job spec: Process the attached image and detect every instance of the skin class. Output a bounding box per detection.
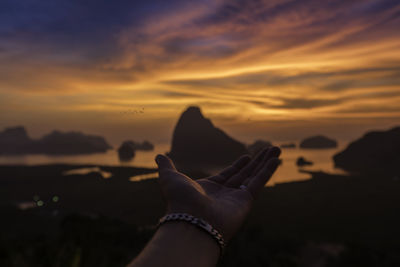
[129,146,281,267]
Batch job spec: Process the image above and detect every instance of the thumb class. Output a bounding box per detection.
[155,154,177,173]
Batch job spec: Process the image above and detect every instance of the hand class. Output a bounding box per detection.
[155,146,281,241]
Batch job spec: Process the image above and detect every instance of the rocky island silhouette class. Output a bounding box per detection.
[118,140,154,161]
[299,135,338,149]
[334,126,400,175]
[168,106,248,167]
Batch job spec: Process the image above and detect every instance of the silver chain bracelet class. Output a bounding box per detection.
[158,213,226,253]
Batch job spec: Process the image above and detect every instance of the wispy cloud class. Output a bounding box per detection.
[0,0,399,142]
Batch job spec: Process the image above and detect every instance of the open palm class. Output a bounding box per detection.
[156,146,281,241]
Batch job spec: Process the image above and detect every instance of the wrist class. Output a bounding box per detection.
[158,221,220,263]
[159,213,226,253]
[167,203,228,239]
[167,205,240,242]
[130,222,220,267]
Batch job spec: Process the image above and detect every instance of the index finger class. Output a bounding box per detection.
[210,155,251,183]
[247,157,280,197]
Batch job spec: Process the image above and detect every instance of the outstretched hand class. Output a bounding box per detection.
[155,146,281,241]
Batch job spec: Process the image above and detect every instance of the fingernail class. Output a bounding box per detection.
[270,147,281,157]
[269,158,281,172]
[155,154,162,164]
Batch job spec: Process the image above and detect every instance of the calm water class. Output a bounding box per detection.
[0,143,348,186]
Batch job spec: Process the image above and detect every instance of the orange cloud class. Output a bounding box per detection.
[1,0,399,144]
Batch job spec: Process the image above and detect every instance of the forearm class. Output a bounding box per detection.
[128,222,220,267]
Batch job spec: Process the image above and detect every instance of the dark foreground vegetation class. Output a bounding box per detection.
[1,164,400,266]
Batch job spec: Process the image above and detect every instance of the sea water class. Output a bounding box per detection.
[0,142,348,186]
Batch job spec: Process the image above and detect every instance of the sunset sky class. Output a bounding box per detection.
[1,0,399,145]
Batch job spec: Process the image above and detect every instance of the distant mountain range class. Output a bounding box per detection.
[3,110,398,177]
[0,126,111,155]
